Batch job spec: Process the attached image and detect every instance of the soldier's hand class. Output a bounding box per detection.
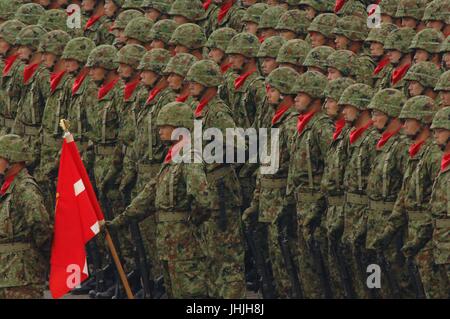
[242,206,257,227]
[401,241,419,258]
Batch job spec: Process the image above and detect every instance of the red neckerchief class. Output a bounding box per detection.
[98,77,119,100]
[377,126,401,150]
[297,109,317,134]
[0,172,19,196]
[391,63,411,85]
[221,62,232,74]
[2,53,19,77]
[203,0,212,10]
[373,57,390,75]
[334,0,346,13]
[164,139,188,164]
[23,63,39,84]
[146,87,162,104]
[218,0,234,23]
[409,140,425,158]
[441,153,450,172]
[271,100,292,125]
[195,97,211,118]
[72,69,88,96]
[176,94,189,102]
[109,23,115,32]
[349,120,373,144]
[258,36,265,43]
[234,70,255,90]
[333,118,346,141]
[84,14,102,30]
[124,78,140,101]
[50,70,66,94]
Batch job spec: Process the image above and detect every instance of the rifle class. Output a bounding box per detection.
[329,240,354,298]
[377,251,401,298]
[406,256,426,299]
[308,234,332,298]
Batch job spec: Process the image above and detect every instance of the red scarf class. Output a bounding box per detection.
[2,53,19,77]
[176,94,189,102]
[266,84,271,94]
[334,0,346,13]
[391,63,410,85]
[84,14,102,30]
[72,69,88,96]
[349,120,373,144]
[333,118,346,141]
[0,172,19,196]
[98,77,119,100]
[373,57,390,75]
[124,78,140,101]
[218,0,234,23]
[297,110,317,134]
[234,70,255,90]
[50,70,66,94]
[409,140,425,158]
[441,153,450,172]
[203,0,212,10]
[23,63,39,84]
[164,139,188,164]
[258,36,265,43]
[195,97,210,118]
[220,63,232,74]
[377,127,401,150]
[146,87,161,104]
[271,100,292,125]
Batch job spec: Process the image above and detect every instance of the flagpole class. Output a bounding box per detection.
[59,119,135,300]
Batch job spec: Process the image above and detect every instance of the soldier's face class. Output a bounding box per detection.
[116,30,127,45]
[324,98,339,119]
[308,66,325,74]
[208,48,225,64]
[294,92,312,113]
[38,0,51,8]
[279,30,296,41]
[159,125,176,142]
[151,39,166,50]
[0,39,10,56]
[174,45,189,54]
[188,82,205,97]
[0,158,8,175]
[381,14,393,24]
[261,58,278,76]
[303,6,317,20]
[18,46,33,62]
[414,49,430,63]
[426,20,444,32]
[280,63,304,74]
[82,0,96,12]
[64,59,80,74]
[387,50,402,64]
[370,42,385,58]
[42,52,57,69]
[335,35,350,50]
[401,17,417,29]
[168,73,184,91]
[89,67,107,83]
[229,54,246,71]
[309,31,326,48]
[245,22,258,35]
[259,29,278,39]
[327,68,342,81]
[146,9,162,22]
[173,15,189,25]
[433,128,450,148]
[126,38,143,46]
[104,0,119,18]
[267,86,281,105]
[443,52,450,70]
[440,91,450,107]
[140,70,158,86]
[403,118,422,138]
[408,81,425,97]
[342,105,359,125]
[371,110,389,131]
[118,63,134,80]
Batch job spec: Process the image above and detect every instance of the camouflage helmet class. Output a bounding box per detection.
[116,44,146,69]
[338,83,374,110]
[141,0,174,14]
[169,23,206,50]
[38,30,71,56]
[404,62,442,88]
[258,6,287,30]
[307,13,338,38]
[430,107,450,130]
[0,19,26,45]
[0,0,25,21]
[266,67,299,95]
[298,0,334,12]
[124,17,154,43]
[326,50,356,77]
[111,0,125,6]
[365,23,398,44]
[15,25,45,50]
[379,0,400,16]
[324,77,356,101]
[149,19,177,44]
[332,16,368,42]
[168,0,205,21]
[399,95,437,124]
[164,53,197,77]
[435,70,450,91]
[86,45,119,70]
[277,39,311,66]
[336,0,368,19]
[409,28,444,54]
[37,9,68,32]
[384,27,416,53]
[352,56,375,86]
[186,60,223,87]
[294,71,328,99]
[257,36,286,58]
[242,3,269,24]
[368,88,406,118]
[395,0,427,20]
[15,3,45,25]
[226,32,261,58]
[111,10,143,30]
[275,9,311,36]
[205,27,237,52]
[137,48,171,73]
[0,134,32,164]
[62,37,96,63]
[303,45,335,71]
[122,0,145,11]
[156,101,194,130]
[441,36,449,53]
[423,0,450,24]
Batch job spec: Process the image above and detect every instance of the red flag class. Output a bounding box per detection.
[49,138,104,299]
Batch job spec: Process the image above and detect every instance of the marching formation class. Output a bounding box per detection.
[0,0,449,299]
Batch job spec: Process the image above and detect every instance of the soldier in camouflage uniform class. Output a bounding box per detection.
[242,3,269,35]
[169,23,206,60]
[203,0,245,37]
[286,71,333,298]
[435,70,450,108]
[186,59,246,298]
[140,0,173,22]
[257,36,285,76]
[404,61,442,99]
[168,0,205,26]
[332,15,368,55]
[148,18,177,51]
[109,102,210,299]
[37,9,70,33]
[428,107,450,298]
[110,9,143,49]
[256,6,286,41]
[0,0,26,25]
[423,0,450,34]
[395,0,428,31]
[378,0,402,26]
[298,0,334,20]
[124,17,154,49]
[276,38,310,74]
[81,0,111,46]
[307,13,337,48]
[303,45,335,75]
[0,134,51,299]
[15,3,45,26]
[410,28,444,67]
[334,0,368,19]
[275,9,311,41]
[205,27,237,77]
[164,53,197,105]
[441,37,450,72]
[102,0,124,45]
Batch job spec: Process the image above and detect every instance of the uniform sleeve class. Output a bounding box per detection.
[184,161,212,210]
[315,118,334,159]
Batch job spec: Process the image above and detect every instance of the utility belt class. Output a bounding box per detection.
[407,210,427,222]
[345,192,369,205]
[138,162,160,176]
[369,200,395,211]
[42,134,61,148]
[297,191,323,203]
[327,195,345,207]
[206,165,233,184]
[94,144,116,156]
[155,211,189,223]
[260,177,287,189]
[0,242,32,254]
[434,218,450,229]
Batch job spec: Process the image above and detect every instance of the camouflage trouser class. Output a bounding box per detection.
[201,208,246,299]
[416,248,449,298]
[0,284,45,299]
[239,176,256,210]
